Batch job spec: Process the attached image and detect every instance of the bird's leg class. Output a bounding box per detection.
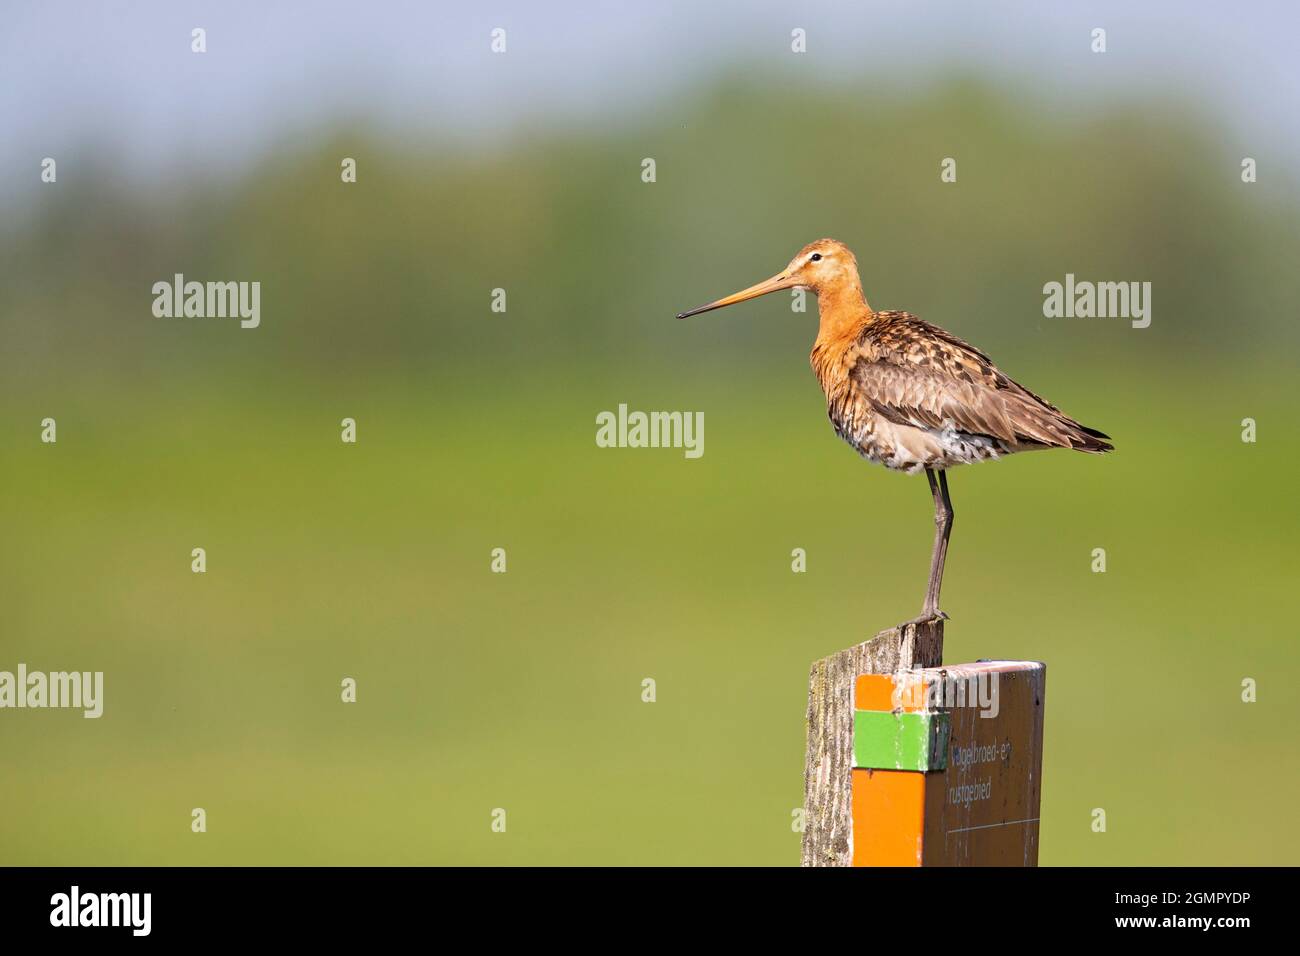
[917,468,954,622]
[935,470,955,611]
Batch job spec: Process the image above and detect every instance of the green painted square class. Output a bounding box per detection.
[853,710,950,772]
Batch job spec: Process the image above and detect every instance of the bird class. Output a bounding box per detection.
[677,238,1112,623]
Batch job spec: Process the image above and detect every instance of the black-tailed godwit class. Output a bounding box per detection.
[677,239,1112,622]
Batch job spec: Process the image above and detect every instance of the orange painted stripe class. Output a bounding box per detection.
[854,673,929,712]
[851,768,926,866]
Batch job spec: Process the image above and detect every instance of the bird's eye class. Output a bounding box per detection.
[810,253,822,262]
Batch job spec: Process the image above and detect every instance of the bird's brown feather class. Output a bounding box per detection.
[813,311,1112,469]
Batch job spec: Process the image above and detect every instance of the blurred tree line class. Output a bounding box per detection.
[2,77,1296,389]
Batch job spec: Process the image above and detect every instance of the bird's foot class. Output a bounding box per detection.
[902,609,949,629]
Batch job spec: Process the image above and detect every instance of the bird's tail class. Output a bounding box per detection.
[1005,380,1113,454]
[1068,422,1113,454]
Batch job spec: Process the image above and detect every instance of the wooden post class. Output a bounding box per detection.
[801,620,1047,867]
[801,620,944,867]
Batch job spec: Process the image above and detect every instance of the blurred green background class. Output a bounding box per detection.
[2,58,1299,864]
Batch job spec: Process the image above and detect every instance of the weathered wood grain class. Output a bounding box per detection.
[801,619,943,867]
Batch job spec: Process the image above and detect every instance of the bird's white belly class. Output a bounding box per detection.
[838,415,1005,474]
[931,427,1004,468]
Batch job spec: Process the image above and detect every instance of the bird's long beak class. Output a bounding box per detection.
[676,271,795,319]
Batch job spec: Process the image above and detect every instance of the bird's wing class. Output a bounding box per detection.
[850,313,1100,449]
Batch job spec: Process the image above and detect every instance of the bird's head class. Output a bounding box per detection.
[676,239,861,319]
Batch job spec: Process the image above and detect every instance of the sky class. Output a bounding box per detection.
[3,1,1298,200]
